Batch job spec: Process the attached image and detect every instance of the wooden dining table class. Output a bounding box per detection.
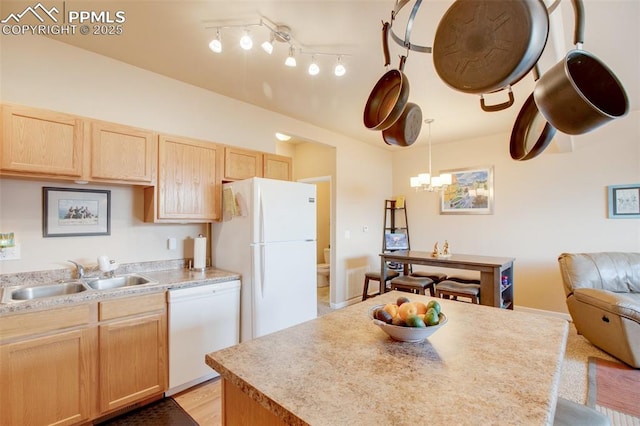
[380,250,515,309]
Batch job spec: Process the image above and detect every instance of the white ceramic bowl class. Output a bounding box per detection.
[369,304,448,342]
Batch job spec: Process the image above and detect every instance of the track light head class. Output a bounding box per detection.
[209,29,222,53]
[285,46,297,67]
[240,30,253,50]
[334,56,346,77]
[308,56,320,75]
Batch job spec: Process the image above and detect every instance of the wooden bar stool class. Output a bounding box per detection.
[410,271,447,283]
[362,271,400,301]
[436,280,481,304]
[390,276,435,296]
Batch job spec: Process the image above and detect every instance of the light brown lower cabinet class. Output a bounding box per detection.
[98,293,168,413]
[0,292,168,426]
[222,378,286,426]
[0,305,98,426]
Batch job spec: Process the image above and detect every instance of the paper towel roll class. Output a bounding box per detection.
[193,235,207,270]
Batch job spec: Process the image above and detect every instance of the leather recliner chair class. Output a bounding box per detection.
[558,252,640,368]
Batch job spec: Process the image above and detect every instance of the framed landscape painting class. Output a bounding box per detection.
[607,184,640,219]
[440,166,494,215]
[43,187,111,237]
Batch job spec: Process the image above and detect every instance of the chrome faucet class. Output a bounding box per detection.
[68,260,85,279]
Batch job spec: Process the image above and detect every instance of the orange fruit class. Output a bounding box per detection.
[398,302,418,320]
[413,301,428,315]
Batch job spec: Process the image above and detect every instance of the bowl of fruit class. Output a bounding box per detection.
[369,296,447,343]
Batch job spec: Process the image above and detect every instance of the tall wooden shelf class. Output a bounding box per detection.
[382,199,410,271]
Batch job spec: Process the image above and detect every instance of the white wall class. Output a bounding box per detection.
[393,114,640,313]
[0,35,393,307]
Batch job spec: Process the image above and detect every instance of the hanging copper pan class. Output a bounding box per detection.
[533,0,628,135]
[382,102,422,147]
[433,0,549,112]
[363,22,410,131]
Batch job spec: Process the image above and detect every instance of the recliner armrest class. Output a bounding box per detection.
[573,288,640,323]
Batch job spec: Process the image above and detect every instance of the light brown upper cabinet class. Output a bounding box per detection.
[263,153,292,181]
[224,146,263,181]
[88,120,157,185]
[0,104,157,185]
[145,134,220,222]
[224,147,292,182]
[1,103,84,179]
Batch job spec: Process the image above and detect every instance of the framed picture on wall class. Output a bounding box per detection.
[607,184,640,219]
[43,187,111,237]
[440,166,494,215]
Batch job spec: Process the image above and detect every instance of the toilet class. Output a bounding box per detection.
[317,248,330,287]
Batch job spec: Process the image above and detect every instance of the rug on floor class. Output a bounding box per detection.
[587,356,640,425]
[97,398,198,426]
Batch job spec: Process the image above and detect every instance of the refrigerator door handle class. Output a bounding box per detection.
[259,244,266,298]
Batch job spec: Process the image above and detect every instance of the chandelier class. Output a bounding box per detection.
[205,16,348,77]
[409,119,452,192]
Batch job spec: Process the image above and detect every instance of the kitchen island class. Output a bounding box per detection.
[206,291,569,425]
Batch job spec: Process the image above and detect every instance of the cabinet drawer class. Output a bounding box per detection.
[99,292,166,321]
[0,303,96,342]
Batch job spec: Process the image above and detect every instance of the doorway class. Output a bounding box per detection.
[298,175,332,312]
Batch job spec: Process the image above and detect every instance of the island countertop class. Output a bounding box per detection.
[206,291,569,425]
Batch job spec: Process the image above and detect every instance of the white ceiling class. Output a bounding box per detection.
[46,0,640,148]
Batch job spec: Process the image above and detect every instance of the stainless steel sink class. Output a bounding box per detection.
[9,282,88,301]
[83,273,157,290]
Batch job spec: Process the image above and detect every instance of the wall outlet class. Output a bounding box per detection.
[0,244,21,260]
[167,237,177,250]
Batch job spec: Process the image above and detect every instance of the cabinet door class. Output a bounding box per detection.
[263,154,292,181]
[99,312,167,413]
[90,120,157,184]
[157,135,219,221]
[1,104,84,178]
[224,147,263,180]
[0,328,97,426]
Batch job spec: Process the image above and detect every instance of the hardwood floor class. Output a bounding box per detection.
[173,378,221,425]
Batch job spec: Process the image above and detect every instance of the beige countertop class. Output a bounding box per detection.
[0,266,240,315]
[206,291,569,426]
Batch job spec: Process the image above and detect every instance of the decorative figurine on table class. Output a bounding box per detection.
[432,240,452,258]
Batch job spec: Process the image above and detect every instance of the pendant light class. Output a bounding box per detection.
[410,119,452,192]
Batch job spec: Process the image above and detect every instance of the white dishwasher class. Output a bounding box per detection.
[166,279,240,396]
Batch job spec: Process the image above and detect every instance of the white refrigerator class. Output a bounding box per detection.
[212,177,317,342]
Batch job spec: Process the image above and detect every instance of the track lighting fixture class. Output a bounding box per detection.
[334,56,346,77]
[285,46,297,67]
[205,16,350,78]
[261,34,274,54]
[308,56,319,75]
[239,30,253,50]
[209,29,222,53]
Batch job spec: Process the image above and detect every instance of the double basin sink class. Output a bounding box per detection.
[1,273,158,303]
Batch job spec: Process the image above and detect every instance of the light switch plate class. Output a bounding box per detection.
[0,243,21,260]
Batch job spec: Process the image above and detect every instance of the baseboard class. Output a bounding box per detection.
[514,305,572,321]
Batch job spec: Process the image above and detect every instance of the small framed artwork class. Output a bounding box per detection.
[43,187,111,237]
[607,184,640,219]
[440,166,494,215]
